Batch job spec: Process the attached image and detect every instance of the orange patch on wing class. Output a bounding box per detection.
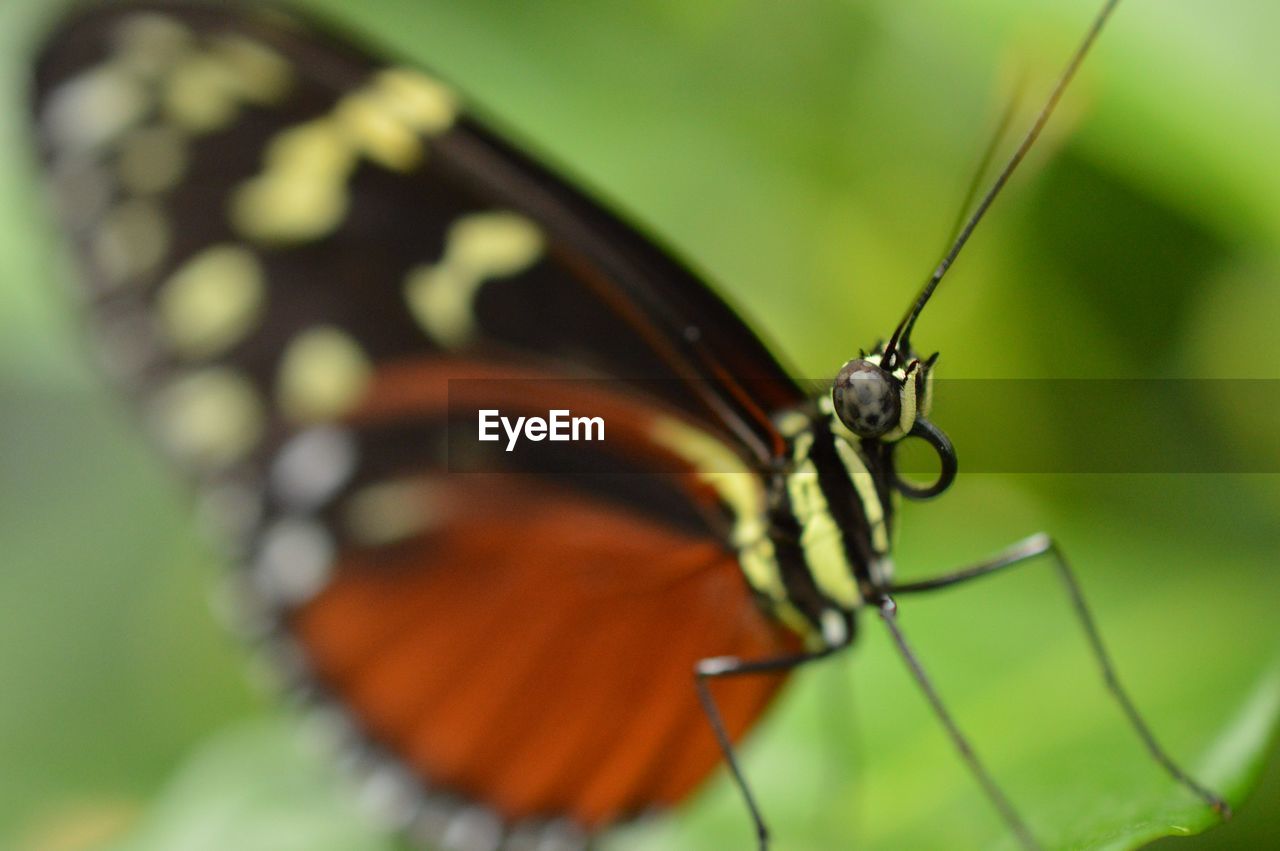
[290,474,798,828]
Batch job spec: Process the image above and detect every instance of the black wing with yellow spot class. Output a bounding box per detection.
[34,1,804,464]
[32,2,806,846]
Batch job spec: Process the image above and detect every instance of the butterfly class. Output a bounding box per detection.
[29,1,1229,848]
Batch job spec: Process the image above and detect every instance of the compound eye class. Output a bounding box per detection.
[832,359,900,437]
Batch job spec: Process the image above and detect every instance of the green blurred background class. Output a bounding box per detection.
[1,1,1277,849]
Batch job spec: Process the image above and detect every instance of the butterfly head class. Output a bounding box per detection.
[830,344,955,499]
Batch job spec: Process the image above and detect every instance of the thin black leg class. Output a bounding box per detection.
[694,643,844,850]
[889,532,1232,819]
[877,596,1041,850]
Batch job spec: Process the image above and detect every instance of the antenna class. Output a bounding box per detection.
[939,67,1028,262]
[882,0,1122,368]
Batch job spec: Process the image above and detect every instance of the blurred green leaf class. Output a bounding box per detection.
[106,720,400,851]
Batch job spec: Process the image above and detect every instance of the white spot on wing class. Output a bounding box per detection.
[42,64,149,154]
[352,760,421,831]
[271,426,358,511]
[534,820,588,851]
[253,517,334,607]
[409,798,460,849]
[442,805,503,851]
[821,608,849,647]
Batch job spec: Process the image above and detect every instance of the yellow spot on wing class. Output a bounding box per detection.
[163,52,243,133]
[228,66,453,245]
[162,36,292,133]
[112,13,193,79]
[651,416,823,639]
[278,327,372,422]
[371,69,458,134]
[158,245,265,358]
[116,124,188,195]
[650,417,766,544]
[231,119,356,244]
[151,368,264,467]
[405,211,544,348]
[334,91,422,172]
[210,35,291,104]
[451,213,545,273]
[266,119,356,174]
[344,480,440,547]
[649,416,785,594]
[232,171,350,244]
[226,65,455,246]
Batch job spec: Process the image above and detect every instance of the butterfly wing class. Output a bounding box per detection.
[32,1,805,842]
[280,359,799,834]
[34,0,803,460]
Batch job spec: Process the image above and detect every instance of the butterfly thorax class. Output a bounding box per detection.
[732,404,896,648]
[739,346,949,648]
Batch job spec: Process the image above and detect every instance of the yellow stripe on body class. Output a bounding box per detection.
[786,432,862,609]
[831,436,889,554]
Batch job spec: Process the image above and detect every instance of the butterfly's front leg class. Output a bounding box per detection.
[888,533,1232,819]
[693,642,847,850]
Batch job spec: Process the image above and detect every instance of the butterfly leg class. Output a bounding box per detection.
[888,532,1232,820]
[876,594,1040,850]
[694,643,845,850]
